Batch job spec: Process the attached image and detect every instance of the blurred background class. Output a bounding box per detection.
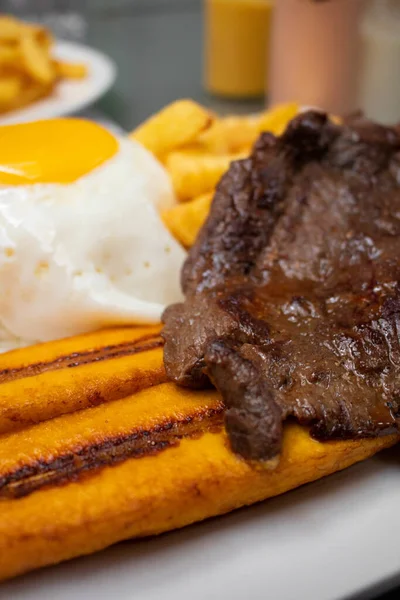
[1,0,399,129]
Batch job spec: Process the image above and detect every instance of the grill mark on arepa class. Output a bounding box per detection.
[0,335,163,384]
[0,406,224,500]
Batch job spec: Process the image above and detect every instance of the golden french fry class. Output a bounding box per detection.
[162,192,213,247]
[19,33,54,84]
[0,45,20,65]
[183,105,301,188]
[0,75,21,103]
[131,99,214,157]
[0,17,52,49]
[258,102,299,136]
[197,114,261,154]
[0,79,52,115]
[53,59,87,79]
[0,16,27,41]
[166,150,244,201]
[30,23,53,51]
[162,104,300,244]
[189,105,299,156]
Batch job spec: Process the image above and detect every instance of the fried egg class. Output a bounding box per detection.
[0,118,186,351]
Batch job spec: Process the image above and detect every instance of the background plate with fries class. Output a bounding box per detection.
[0,39,116,124]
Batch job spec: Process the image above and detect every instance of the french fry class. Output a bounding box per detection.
[29,23,53,51]
[185,104,300,157]
[0,16,27,41]
[53,59,87,79]
[162,192,213,247]
[258,102,299,136]
[0,79,52,114]
[131,99,214,157]
[0,45,19,66]
[166,150,244,201]
[196,114,261,154]
[19,33,54,84]
[0,75,21,104]
[162,103,301,242]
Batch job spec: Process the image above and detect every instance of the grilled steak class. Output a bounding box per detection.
[162,111,400,461]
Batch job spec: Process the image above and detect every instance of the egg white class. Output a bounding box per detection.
[0,136,186,350]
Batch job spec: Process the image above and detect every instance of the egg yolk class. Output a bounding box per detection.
[0,118,119,185]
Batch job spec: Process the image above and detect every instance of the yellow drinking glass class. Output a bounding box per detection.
[204,0,273,98]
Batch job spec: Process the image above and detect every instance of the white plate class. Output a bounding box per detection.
[2,447,400,600]
[0,41,116,125]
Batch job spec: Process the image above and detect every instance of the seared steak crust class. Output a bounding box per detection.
[163,111,400,460]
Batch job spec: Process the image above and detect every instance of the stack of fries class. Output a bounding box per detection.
[0,15,87,115]
[131,99,299,248]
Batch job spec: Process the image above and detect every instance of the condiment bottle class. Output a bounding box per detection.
[269,0,366,115]
[204,0,273,98]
